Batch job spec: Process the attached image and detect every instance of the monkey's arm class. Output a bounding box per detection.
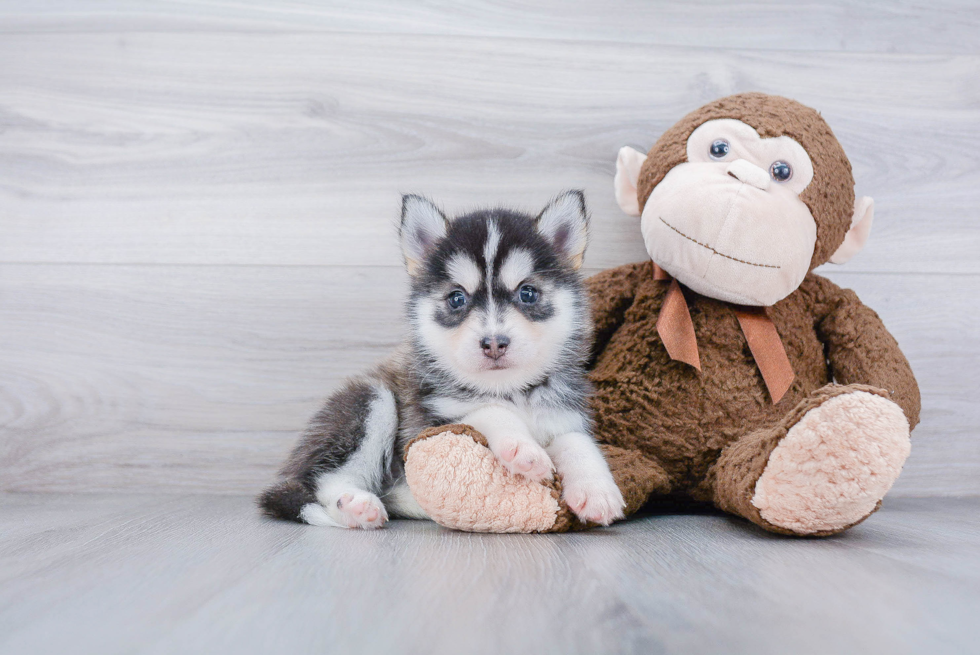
[585,261,647,364]
[816,280,921,428]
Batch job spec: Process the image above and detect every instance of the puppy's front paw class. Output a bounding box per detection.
[562,477,625,526]
[336,492,389,530]
[491,438,554,483]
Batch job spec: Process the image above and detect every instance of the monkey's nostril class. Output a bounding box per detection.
[726,158,771,190]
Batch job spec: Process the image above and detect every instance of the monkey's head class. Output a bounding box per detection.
[615,93,874,306]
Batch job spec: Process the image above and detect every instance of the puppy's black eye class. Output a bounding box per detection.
[447,290,467,310]
[770,161,792,182]
[519,285,538,304]
[709,139,730,159]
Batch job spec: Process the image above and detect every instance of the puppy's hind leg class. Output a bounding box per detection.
[259,380,398,529]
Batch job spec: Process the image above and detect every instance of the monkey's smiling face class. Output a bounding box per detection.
[640,119,817,306]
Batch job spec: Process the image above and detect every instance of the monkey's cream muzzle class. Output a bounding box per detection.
[641,160,817,306]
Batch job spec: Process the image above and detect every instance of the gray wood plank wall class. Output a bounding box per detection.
[1,1,978,496]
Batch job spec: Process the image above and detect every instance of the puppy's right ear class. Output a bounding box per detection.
[537,190,589,270]
[400,195,448,276]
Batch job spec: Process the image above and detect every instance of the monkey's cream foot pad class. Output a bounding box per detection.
[404,425,580,533]
[752,390,912,535]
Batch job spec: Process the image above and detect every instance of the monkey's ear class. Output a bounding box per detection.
[537,190,589,269]
[614,146,647,217]
[400,195,448,276]
[829,196,874,265]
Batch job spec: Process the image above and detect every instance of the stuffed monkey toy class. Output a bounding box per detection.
[403,93,920,536]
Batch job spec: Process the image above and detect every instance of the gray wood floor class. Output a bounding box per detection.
[1,493,977,655]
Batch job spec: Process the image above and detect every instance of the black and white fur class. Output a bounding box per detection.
[259,191,625,529]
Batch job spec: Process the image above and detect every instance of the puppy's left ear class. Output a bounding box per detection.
[536,190,589,269]
[400,195,448,276]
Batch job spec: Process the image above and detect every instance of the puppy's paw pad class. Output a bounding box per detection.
[498,443,519,463]
[492,439,554,483]
[563,478,625,526]
[337,492,388,529]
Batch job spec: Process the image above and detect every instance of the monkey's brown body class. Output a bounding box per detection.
[587,263,919,533]
[403,93,921,536]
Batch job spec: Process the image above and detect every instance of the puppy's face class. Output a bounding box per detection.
[401,193,590,394]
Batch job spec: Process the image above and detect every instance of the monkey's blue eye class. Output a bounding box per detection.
[447,290,467,309]
[770,161,792,182]
[709,139,730,159]
[519,285,538,304]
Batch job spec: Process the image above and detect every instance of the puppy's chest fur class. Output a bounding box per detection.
[423,385,588,442]
[378,346,589,452]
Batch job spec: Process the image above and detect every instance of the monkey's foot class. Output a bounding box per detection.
[751,389,911,535]
[403,425,583,533]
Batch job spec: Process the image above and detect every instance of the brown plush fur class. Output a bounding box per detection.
[587,93,920,535]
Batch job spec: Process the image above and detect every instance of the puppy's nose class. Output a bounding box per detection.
[480,335,510,360]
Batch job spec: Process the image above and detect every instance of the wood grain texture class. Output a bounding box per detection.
[0,33,978,273]
[0,494,977,655]
[1,264,976,495]
[0,2,977,497]
[2,0,979,55]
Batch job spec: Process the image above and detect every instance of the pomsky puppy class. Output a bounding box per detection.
[259,191,625,529]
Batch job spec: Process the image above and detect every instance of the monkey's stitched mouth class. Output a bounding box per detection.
[658,216,780,270]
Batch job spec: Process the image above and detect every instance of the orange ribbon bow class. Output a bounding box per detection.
[653,263,795,404]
